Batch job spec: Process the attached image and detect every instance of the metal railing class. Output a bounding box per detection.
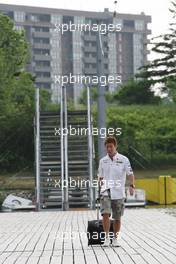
[35,85,95,210]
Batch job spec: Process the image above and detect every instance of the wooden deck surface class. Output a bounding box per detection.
[0,208,176,264]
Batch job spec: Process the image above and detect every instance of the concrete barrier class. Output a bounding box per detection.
[135,176,176,205]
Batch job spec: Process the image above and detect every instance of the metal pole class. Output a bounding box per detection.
[60,85,64,210]
[97,27,106,159]
[63,85,69,210]
[97,4,117,159]
[87,86,94,209]
[35,87,40,211]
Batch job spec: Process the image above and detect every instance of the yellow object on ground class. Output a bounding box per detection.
[135,176,176,205]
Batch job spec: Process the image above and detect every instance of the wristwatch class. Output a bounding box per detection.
[130,184,135,188]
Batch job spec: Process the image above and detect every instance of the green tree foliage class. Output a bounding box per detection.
[106,105,176,167]
[166,76,176,103]
[0,14,50,171]
[0,14,28,102]
[78,87,98,105]
[108,79,161,105]
[137,1,176,85]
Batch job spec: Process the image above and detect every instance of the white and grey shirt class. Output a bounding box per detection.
[97,152,134,199]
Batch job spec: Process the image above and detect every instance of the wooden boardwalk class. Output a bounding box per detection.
[0,208,176,264]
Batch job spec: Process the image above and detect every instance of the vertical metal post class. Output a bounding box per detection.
[60,86,65,210]
[35,87,40,211]
[87,86,94,209]
[63,86,69,210]
[97,26,106,160]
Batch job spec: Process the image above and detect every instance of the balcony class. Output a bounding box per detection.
[33,43,51,49]
[32,31,50,38]
[34,54,51,61]
[34,66,51,72]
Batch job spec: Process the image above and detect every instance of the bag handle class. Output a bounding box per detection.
[96,178,101,221]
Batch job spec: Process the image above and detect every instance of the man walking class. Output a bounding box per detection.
[98,136,135,247]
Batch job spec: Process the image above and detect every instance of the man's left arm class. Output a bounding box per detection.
[128,174,135,195]
[125,158,135,195]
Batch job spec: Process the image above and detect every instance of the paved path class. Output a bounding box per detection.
[0,208,176,264]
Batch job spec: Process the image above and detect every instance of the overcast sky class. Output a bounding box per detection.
[0,0,173,60]
[0,0,172,36]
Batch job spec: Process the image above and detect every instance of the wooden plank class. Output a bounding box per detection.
[50,256,62,264]
[103,247,123,264]
[0,252,12,263]
[3,252,23,264]
[26,256,40,264]
[0,209,176,264]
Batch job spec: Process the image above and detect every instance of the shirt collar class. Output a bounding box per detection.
[107,151,118,161]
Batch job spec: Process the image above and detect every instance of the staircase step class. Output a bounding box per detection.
[40,187,62,191]
[40,161,61,165]
[38,110,93,209]
[41,144,60,147]
[67,122,88,126]
[68,195,89,200]
[41,150,60,154]
[40,111,60,115]
[41,150,88,154]
[41,201,62,207]
[41,146,61,150]
[67,110,87,115]
[40,169,61,173]
[41,170,61,174]
[40,125,60,128]
[40,134,59,138]
[41,156,61,159]
[41,139,60,142]
[40,187,88,191]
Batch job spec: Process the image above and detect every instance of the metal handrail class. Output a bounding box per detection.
[60,86,64,210]
[63,85,69,210]
[35,87,41,211]
[87,86,94,209]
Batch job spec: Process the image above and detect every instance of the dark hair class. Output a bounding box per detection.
[104,136,118,147]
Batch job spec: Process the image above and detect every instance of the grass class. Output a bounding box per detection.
[0,170,34,190]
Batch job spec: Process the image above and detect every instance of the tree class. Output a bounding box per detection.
[0,14,28,91]
[78,87,98,105]
[0,13,50,170]
[110,79,161,105]
[166,76,176,103]
[137,1,176,85]
[106,105,176,167]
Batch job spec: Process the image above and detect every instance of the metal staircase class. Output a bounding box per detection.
[67,110,90,208]
[39,111,62,209]
[34,87,94,210]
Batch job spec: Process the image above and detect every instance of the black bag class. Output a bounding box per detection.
[87,189,114,246]
[87,217,114,245]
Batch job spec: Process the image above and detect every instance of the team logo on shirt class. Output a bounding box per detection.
[115,158,123,164]
[103,159,109,163]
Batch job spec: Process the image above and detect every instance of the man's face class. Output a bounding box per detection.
[105,143,117,156]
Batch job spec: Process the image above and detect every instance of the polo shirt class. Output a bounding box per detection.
[97,152,134,199]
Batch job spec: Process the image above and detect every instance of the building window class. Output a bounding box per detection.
[30,14,39,22]
[123,20,134,28]
[14,11,25,22]
[135,20,145,31]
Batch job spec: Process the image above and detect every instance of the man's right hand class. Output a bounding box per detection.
[129,186,135,196]
[99,176,104,187]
